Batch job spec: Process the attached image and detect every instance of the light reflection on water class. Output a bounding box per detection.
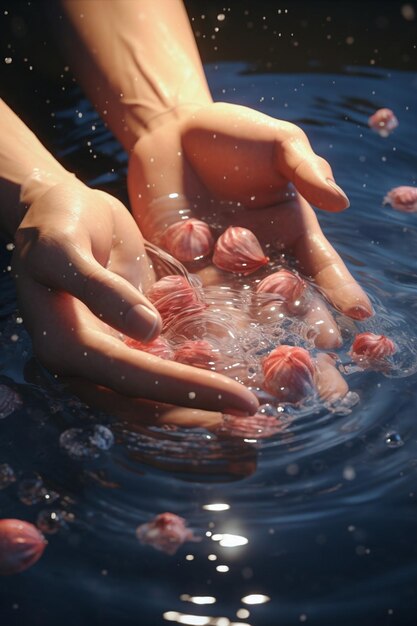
[1,63,417,626]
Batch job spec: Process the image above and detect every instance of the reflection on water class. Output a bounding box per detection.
[1,63,417,625]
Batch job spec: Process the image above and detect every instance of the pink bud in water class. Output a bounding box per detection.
[136,512,200,555]
[0,519,47,575]
[262,345,316,403]
[350,332,396,366]
[213,226,269,275]
[125,336,174,360]
[383,186,417,213]
[174,339,220,370]
[147,275,206,329]
[256,269,308,315]
[368,108,398,137]
[161,219,214,262]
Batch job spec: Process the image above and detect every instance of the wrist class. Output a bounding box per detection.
[125,100,212,148]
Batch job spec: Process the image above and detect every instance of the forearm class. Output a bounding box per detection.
[0,100,70,236]
[58,0,212,151]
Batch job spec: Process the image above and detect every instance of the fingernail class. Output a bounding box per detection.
[346,304,374,320]
[125,304,161,341]
[326,178,350,208]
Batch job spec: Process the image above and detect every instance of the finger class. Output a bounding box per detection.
[64,377,225,430]
[290,196,373,319]
[302,292,342,349]
[274,124,350,212]
[24,235,162,342]
[31,289,259,416]
[315,353,349,402]
[73,332,259,415]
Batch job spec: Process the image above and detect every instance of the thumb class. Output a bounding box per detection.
[275,126,350,212]
[27,239,162,342]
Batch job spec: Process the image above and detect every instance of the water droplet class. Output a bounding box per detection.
[37,509,74,534]
[385,432,404,448]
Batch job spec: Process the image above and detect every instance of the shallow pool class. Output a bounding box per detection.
[1,4,417,626]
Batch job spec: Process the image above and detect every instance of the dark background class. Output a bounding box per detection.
[0,0,416,156]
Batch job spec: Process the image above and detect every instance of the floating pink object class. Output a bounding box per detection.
[256,269,308,315]
[136,512,200,555]
[383,186,417,213]
[174,339,220,370]
[368,108,398,137]
[161,219,214,262]
[0,519,47,575]
[125,336,174,360]
[146,275,206,328]
[350,332,396,365]
[262,345,316,403]
[213,226,269,276]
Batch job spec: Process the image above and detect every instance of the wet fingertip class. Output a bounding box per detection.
[325,178,350,210]
[345,304,374,320]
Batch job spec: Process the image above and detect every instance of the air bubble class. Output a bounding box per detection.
[60,424,114,459]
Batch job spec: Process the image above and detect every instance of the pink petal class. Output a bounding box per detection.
[368,108,398,137]
[383,186,417,213]
[0,519,47,575]
[125,336,174,360]
[161,219,214,262]
[213,226,269,276]
[173,340,220,370]
[262,345,316,402]
[146,275,206,329]
[256,269,308,315]
[136,512,200,555]
[350,332,396,366]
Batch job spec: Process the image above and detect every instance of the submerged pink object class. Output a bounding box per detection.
[125,336,174,360]
[262,345,316,402]
[146,275,206,329]
[256,269,308,315]
[213,226,269,276]
[383,186,417,213]
[350,332,396,365]
[136,512,200,555]
[161,219,214,262]
[368,108,398,137]
[174,339,220,370]
[0,519,47,575]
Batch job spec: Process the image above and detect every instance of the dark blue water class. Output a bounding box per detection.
[1,60,417,626]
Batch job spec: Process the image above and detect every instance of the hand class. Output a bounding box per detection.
[12,176,258,417]
[128,102,373,348]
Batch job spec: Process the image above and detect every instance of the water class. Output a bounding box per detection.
[1,55,417,626]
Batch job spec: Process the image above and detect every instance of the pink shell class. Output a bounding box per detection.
[161,219,214,262]
[0,519,47,575]
[173,340,220,370]
[350,332,396,365]
[368,108,398,137]
[256,269,308,315]
[262,345,316,402]
[383,186,417,213]
[213,226,269,276]
[125,336,174,360]
[136,512,200,555]
[146,275,206,329]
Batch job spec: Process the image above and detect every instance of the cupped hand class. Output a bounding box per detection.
[12,178,258,416]
[128,102,373,348]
